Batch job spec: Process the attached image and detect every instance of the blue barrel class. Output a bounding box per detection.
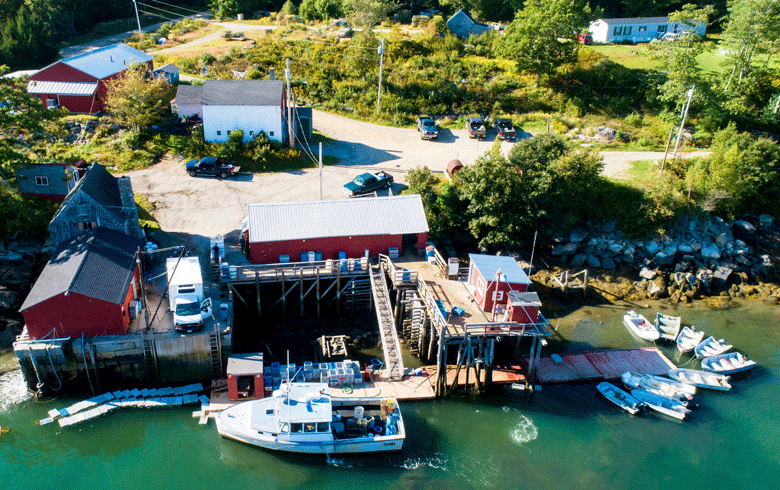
[315,251,323,261]
[338,251,346,260]
[339,259,347,271]
[301,252,308,262]
[279,254,290,263]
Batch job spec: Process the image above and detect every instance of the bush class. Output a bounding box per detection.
[200,52,216,65]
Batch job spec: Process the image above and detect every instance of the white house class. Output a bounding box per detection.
[201,80,287,143]
[588,17,706,44]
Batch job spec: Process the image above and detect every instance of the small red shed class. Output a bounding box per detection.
[227,353,265,401]
[505,291,542,326]
[467,254,531,313]
[245,195,429,264]
[19,227,144,339]
[27,43,153,114]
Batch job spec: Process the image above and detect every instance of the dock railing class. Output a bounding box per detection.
[225,257,370,283]
[463,313,550,339]
[378,254,418,288]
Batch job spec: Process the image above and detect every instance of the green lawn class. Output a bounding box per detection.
[587,43,728,74]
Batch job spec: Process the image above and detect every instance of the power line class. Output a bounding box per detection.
[137,3,196,22]
[145,0,205,16]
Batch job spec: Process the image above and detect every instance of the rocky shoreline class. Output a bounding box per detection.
[0,238,47,349]
[544,214,780,305]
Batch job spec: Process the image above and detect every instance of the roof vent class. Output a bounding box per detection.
[110,55,114,62]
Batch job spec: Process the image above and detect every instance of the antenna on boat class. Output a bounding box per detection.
[287,350,291,434]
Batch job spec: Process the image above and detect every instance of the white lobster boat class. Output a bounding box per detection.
[216,383,405,454]
[623,311,660,342]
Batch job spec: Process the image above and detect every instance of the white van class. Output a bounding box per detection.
[166,257,212,332]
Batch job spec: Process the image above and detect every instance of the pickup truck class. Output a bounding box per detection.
[493,118,517,140]
[466,117,487,139]
[417,116,438,140]
[185,157,240,178]
[344,171,394,196]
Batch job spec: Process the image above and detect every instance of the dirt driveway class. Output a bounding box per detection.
[127,111,708,237]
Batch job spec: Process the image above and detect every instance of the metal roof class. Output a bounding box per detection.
[593,17,671,25]
[227,353,264,375]
[246,195,429,243]
[26,81,97,95]
[202,80,284,106]
[507,291,541,306]
[469,254,531,285]
[53,163,124,224]
[20,228,144,311]
[60,43,153,80]
[153,63,180,74]
[173,85,203,106]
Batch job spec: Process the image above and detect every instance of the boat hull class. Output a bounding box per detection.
[623,311,660,342]
[676,327,705,354]
[630,389,689,421]
[701,352,756,375]
[694,336,732,359]
[655,313,681,342]
[597,382,643,415]
[668,368,732,391]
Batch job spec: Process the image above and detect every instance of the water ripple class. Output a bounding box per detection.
[0,370,32,412]
[510,414,539,445]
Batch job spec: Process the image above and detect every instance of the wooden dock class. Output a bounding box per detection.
[519,347,676,384]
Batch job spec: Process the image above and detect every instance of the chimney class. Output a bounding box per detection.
[269,67,275,81]
[117,176,143,238]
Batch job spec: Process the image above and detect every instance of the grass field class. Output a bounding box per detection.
[587,42,728,74]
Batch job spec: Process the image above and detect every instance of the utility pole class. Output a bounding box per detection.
[671,85,695,160]
[132,0,143,40]
[376,39,385,113]
[285,59,294,149]
[319,142,323,200]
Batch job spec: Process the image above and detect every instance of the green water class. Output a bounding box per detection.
[2,300,779,489]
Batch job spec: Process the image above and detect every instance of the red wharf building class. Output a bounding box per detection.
[27,43,153,114]
[467,254,532,313]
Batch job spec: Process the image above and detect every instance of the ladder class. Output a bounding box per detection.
[142,332,158,386]
[369,264,404,380]
[208,329,222,379]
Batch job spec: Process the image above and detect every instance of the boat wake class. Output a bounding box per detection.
[325,452,448,470]
[0,370,32,412]
[510,414,539,445]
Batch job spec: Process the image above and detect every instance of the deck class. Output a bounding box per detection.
[518,347,677,384]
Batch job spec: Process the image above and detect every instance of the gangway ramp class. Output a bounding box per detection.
[369,263,404,380]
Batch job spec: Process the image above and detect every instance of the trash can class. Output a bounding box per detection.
[219,303,229,321]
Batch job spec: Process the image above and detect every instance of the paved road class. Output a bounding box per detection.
[126,110,708,238]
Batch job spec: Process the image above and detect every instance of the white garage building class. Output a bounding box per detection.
[201,80,287,143]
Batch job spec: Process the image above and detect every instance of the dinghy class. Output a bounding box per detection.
[676,326,705,354]
[694,336,733,358]
[668,368,732,391]
[623,311,660,342]
[597,382,644,415]
[630,389,690,420]
[701,352,757,375]
[655,313,682,342]
[621,371,695,402]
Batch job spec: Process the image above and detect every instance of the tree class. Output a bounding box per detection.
[210,0,239,19]
[649,4,714,106]
[0,1,63,70]
[104,64,172,133]
[343,0,396,33]
[721,0,780,93]
[499,0,590,87]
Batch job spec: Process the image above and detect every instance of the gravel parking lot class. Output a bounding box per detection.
[126,110,708,238]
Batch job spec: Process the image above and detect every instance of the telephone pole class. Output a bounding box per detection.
[376,39,385,113]
[132,0,143,40]
[671,85,695,160]
[285,59,295,149]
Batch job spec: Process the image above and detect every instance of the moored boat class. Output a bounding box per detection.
[621,371,695,402]
[630,389,690,420]
[694,336,733,359]
[676,326,705,354]
[701,352,756,375]
[655,313,682,342]
[215,383,405,454]
[597,382,644,415]
[668,368,732,391]
[623,311,660,342]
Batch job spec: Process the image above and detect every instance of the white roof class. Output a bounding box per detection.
[57,43,153,80]
[26,81,97,95]
[469,254,531,285]
[247,195,429,243]
[3,70,36,79]
[267,383,332,424]
[165,257,202,285]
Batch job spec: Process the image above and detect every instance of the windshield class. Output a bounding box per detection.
[423,121,436,129]
[498,121,512,130]
[353,175,368,185]
[175,301,200,316]
[470,121,483,129]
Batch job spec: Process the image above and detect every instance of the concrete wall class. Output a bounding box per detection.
[202,104,284,143]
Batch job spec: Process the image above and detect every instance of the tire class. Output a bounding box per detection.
[220,171,228,179]
[188,171,197,177]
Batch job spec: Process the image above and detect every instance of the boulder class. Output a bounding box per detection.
[586,254,601,268]
[732,220,757,236]
[0,289,21,311]
[601,257,616,270]
[608,243,623,255]
[653,251,674,266]
[8,240,41,257]
[595,126,617,142]
[713,266,733,283]
[691,242,702,253]
[715,233,730,248]
[644,240,659,255]
[639,267,657,280]
[552,242,579,256]
[570,254,587,267]
[678,243,694,254]
[759,214,774,229]
[701,243,721,260]
[569,228,589,243]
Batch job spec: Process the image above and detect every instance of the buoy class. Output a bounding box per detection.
[0,427,10,438]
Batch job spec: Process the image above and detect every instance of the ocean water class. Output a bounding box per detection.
[1,300,779,489]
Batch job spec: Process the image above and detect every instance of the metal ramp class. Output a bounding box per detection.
[369,264,404,380]
[142,332,159,386]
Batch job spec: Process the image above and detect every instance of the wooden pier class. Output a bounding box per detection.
[518,347,677,384]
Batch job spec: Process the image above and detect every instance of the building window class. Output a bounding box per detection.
[638,26,647,32]
[673,24,679,33]
[227,130,231,135]
[78,221,96,230]
[269,131,274,137]
[477,277,485,295]
[624,26,632,35]
[34,176,49,186]
[658,25,667,33]
[249,131,254,136]
[613,27,622,36]
[217,130,222,136]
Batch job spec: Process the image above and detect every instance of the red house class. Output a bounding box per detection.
[245,195,429,264]
[19,227,144,339]
[227,353,265,401]
[505,291,542,325]
[26,43,153,114]
[467,254,531,313]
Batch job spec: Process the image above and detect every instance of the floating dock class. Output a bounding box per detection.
[519,347,676,384]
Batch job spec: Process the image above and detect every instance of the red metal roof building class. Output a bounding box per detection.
[467,254,532,313]
[19,227,144,339]
[245,195,429,264]
[27,43,153,114]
